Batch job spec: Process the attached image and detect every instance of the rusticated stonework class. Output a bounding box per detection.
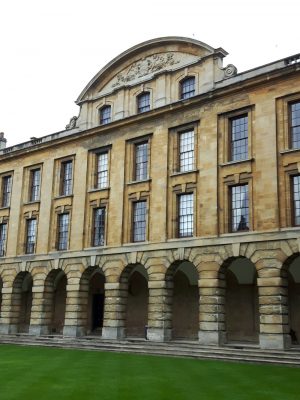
[0,37,300,352]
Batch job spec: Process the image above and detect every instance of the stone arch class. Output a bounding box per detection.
[11,271,33,333]
[167,260,199,340]
[120,263,149,338]
[220,256,259,343]
[283,253,300,344]
[78,266,105,335]
[43,269,67,334]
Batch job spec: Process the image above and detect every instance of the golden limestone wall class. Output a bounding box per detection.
[0,39,299,350]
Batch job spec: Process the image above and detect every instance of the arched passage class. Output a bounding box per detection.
[285,254,300,344]
[11,272,33,333]
[79,267,105,335]
[223,257,259,343]
[0,277,3,317]
[168,261,199,340]
[43,269,67,334]
[121,264,148,338]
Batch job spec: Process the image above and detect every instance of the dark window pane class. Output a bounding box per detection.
[292,175,300,225]
[178,193,193,237]
[26,218,37,254]
[133,201,146,242]
[291,102,300,149]
[57,213,69,250]
[61,161,72,196]
[230,185,249,232]
[2,175,12,207]
[180,77,195,99]
[96,152,108,188]
[179,131,194,172]
[0,223,7,256]
[137,92,150,113]
[100,106,111,125]
[135,142,148,181]
[30,169,41,202]
[230,115,248,161]
[93,207,105,246]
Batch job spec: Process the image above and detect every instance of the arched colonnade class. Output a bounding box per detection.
[0,244,299,350]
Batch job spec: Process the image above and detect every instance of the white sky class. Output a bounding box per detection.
[0,0,299,147]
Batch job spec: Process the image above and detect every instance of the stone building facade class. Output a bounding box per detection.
[0,37,299,350]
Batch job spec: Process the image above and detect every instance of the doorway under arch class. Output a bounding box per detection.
[286,255,300,344]
[168,261,199,340]
[11,272,33,333]
[0,277,3,317]
[43,269,67,334]
[121,264,148,338]
[224,257,259,343]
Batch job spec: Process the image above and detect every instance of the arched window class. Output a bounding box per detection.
[100,105,111,125]
[137,92,150,113]
[180,77,195,100]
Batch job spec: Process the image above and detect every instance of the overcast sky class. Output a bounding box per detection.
[0,0,299,147]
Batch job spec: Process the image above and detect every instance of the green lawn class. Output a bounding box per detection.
[0,345,299,400]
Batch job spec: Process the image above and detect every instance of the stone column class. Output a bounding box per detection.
[198,262,225,346]
[29,273,46,335]
[63,272,82,336]
[147,280,172,342]
[102,282,126,340]
[257,259,289,349]
[0,287,13,334]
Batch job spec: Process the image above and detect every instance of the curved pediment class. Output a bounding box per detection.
[76,36,227,104]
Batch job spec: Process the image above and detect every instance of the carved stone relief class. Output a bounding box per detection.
[100,52,200,94]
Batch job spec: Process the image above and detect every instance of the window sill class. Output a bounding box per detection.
[84,245,106,250]
[88,187,110,193]
[23,200,41,206]
[219,230,255,237]
[170,169,198,177]
[219,158,254,167]
[54,194,74,200]
[168,236,195,242]
[127,178,151,186]
[0,206,10,211]
[280,226,300,231]
[280,148,300,155]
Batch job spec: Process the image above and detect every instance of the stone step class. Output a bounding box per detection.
[0,335,299,366]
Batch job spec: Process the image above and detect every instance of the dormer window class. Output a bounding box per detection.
[137,92,150,113]
[180,77,195,100]
[100,105,111,125]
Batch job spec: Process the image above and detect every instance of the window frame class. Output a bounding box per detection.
[177,193,194,238]
[137,92,150,113]
[56,212,70,251]
[229,114,249,162]
[218,107,253,165]
[178,129,195,173]
[132,200,147,242]
[229,184,250,233]
[134,141,149,181]
[180,76,195,100]
[291,175,300,226]
[92,207,106,247]
[29,168,41,202]
[25,218,37,254]
[1,174,12,208]
[95,151,109,189]
[289,101,300,149]
[99,105,112,125]
[59,159,73,197]
[0,222,8,256]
